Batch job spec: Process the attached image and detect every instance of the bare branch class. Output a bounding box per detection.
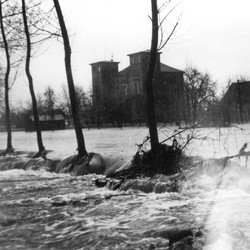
[158,3,180,28]
[158,21,179,51]
[8,68,18,90]
[158,0,171,13]
[160,123,199,145]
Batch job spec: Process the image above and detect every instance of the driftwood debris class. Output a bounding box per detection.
[106,125,201,180]
[223,142,250,167]
[96,127,199,193]
[95,136,187,194]
[107,139,184,179]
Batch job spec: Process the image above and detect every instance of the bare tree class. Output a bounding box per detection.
[19,0,60,156]
[0,0,61,155]
[0,68,5,127]
[145,0,180,169]
[74,86,92,123]
[21,0,45,155]
[0,0,13,153]
[43,85,56,118]
[58,84,71,124]
[58,85,92,128]
[184,66,216,124]
[53,0,87,158]
[145,0,160,168]
[0,0,27,154]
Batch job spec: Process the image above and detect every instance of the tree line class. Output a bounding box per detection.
[0,64,225,132]
[0,85,93,130]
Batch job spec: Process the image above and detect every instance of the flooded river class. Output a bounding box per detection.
[1,126,250,249]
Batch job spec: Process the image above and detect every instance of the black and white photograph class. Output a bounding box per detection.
[1,0,250,249]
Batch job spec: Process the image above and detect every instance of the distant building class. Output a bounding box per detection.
[90,51,185,125]
[221,81,250,124]
[26,111,66,131]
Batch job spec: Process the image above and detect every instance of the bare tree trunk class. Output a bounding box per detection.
[22,0,45,154]
[145,0,159,168]
[0,0,13,153]
[53,0,87,158]
[193,103,197,124]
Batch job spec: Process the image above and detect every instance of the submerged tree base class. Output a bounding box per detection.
[93,140,190,194]
[32,149,47,159]
[107,142,185,179]
[0,147,14,156]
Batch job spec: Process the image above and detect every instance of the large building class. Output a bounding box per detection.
[221,81,250,124]
[90,51,185,126]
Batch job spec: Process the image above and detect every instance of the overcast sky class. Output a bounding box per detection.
[10,0,250,106]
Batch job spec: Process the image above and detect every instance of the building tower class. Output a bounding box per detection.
[90,61,119,125]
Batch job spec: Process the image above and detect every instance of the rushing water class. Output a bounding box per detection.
[1,126,250,249]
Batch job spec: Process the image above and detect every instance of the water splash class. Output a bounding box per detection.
[1,126,250,249]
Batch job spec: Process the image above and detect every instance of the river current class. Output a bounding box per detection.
[1,126,250,249]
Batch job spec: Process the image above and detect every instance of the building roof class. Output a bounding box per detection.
[90,60,119,66]
[127,50,162,56]
[116,63,183,77]
[90,51,183,74]
[160,63,184,73]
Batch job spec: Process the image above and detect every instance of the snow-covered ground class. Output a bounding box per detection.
[1,125,249,159]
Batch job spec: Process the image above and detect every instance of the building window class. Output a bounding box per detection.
[122,85,128,96]
[134,81,140,95]
[118,85,128,96]
[94,66,101,72]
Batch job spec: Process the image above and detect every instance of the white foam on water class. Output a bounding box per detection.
[204,237,234,250]
[0,168,70,181]
[203,160,250,250]
[1,126,250,249]
[0,169,26,179]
